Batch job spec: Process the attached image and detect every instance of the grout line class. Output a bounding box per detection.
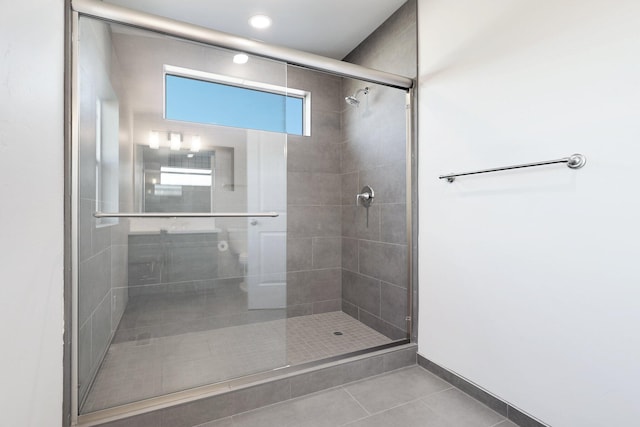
[288,203,344,207]
[380,280,408,291]
[226,383,347,421]
[342,267,406,290]
[379,280,382,318]
[361,392,431,417]
[421,386,508,427]
[80,288,112,331]
[342,387,371,416]
[340,201,405,206]
[379,201,382,241]
[288,267,342,273]
[356,235,360,273]
[355,238,408,247]
[354,306,406,334]
[419,385,455,406]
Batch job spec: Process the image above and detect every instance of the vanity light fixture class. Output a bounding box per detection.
[190,135,201,152]
[169,132,182,151]
[149,131,198,151]
[148,131,160,149]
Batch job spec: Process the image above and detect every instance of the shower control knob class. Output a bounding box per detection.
[355,186,374,207]
[356,185,374,228]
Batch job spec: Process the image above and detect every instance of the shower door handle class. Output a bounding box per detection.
[93,212,279,218]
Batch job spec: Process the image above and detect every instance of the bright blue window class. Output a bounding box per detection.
[165,74,304,135]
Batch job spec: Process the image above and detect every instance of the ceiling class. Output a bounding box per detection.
[104,0,408,59]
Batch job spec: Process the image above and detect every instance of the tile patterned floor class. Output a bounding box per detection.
[82,310,391,413]
[197,366,520,427]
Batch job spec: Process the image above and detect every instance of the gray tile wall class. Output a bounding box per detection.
[339,0,417,340]
[77,18,132,403]
[286,66,344,317]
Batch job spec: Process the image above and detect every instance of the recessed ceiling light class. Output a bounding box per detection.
[233,53,249,64]
[249,15,272,29]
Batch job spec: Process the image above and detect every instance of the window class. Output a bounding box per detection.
[164,65,310,136]
[95,98,119,225]
[160,166,212,187]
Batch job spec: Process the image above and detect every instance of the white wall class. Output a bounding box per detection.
[0,0,64,426]
[418,1,640,426]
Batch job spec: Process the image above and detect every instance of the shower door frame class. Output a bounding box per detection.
[65,1,417,425]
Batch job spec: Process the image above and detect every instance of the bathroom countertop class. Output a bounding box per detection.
[128,228,222,235]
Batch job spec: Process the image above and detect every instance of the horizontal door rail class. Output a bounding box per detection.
[94,212,279,218]
[439,153,586,183]
[71,0,413,90]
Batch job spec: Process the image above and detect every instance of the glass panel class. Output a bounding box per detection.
[76,17,288,413]
[341,76,409,340]
[165,74,304,135]
[285,96,304,135]
[75,14,410,418]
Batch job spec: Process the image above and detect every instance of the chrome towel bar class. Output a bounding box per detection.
[439,153,586,183]
[94,212,279,218]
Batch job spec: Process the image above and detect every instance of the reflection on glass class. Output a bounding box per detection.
[77,16,290,414]
[142,147,214,213]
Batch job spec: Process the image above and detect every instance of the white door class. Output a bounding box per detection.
[246,130,287,310]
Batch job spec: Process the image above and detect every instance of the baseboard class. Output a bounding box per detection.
[417,354,549,427]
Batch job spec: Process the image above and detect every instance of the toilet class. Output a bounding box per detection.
[227,227,248,291]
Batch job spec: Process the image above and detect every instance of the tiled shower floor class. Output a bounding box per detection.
[82,295,392,413]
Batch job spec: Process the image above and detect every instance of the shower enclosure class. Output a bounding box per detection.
[69,1,414,424]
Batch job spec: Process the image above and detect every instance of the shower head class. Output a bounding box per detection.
[345,95,360,106]
[345,87,369,107]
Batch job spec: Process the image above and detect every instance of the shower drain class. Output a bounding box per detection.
[333,331,343,336]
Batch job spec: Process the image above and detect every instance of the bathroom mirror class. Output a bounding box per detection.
[137,145,235,213]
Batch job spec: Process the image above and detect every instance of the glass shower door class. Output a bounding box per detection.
[246,131,287,310]
[75,16,289,413]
